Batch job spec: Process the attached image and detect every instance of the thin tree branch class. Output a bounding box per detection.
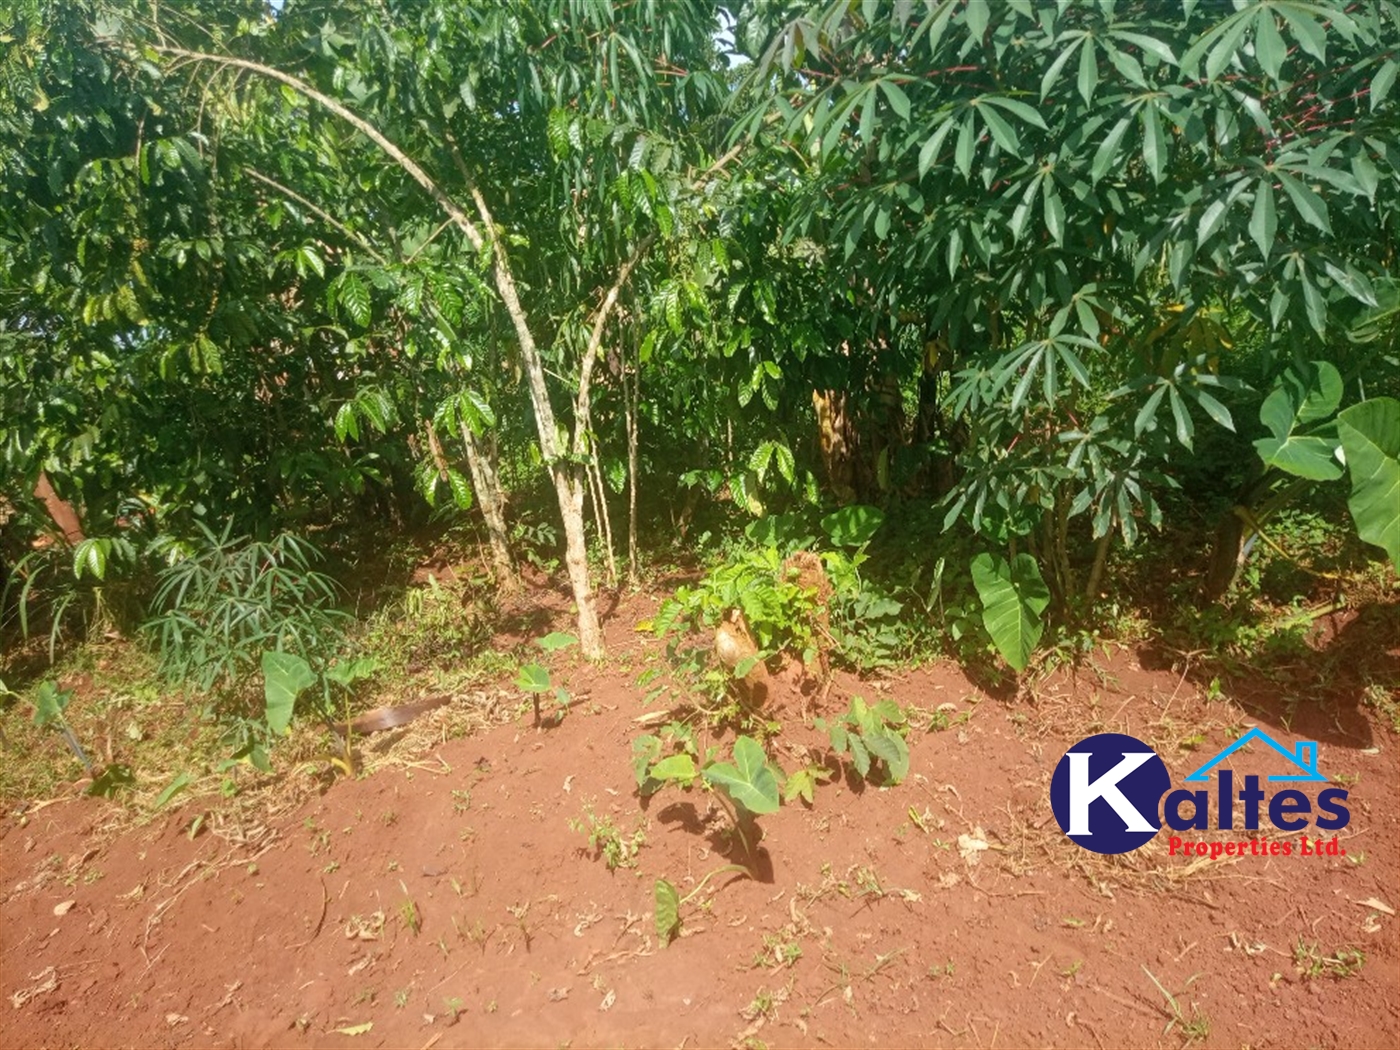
[243,167,388,265]
[571,232,656,455]
[148,46,487,254]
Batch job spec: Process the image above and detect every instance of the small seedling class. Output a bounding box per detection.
[569,806,646,870]
[753,933,802,970]
[399,897,421,936]
[656,864,750,946]
[1143,966,1210,1047]
[443,996,464,1023]
[814,696,910,785]
[1293,939,1365,979]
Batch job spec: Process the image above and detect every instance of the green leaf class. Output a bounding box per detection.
[784,766,829,805]
[954,114,977,179]
[964,0,990,40]
[87,763,136,798]
[446,469,473,510]
[1277,6,1326,63]
[262,651,315,736]
[338,273,371,326]
[977,103,1021,156]
[1276,170,1330,233]
[821,504,885,546]
[325,656,380,688]
[917,119,957,177]
[703,735,780,815]
[152,772,193,811]
[650,753,697,782]
[847,732,871,779]
[969,553,1050,673]
[863,728,910,784]
[655,878,680,945]
[1091,116,1133,184]
[879,79,911,120]
[32,680,73,729]
[536,632,579,652]
[72,538,107,581]
[1141,103,1165,183]
[1255,362,1345,480]
[1250,178,1276,258]
[1260,361,1343,439]
[980,95,1048,130]
[1254,10,1286,80]
[515,663,551,693]
[1372,60,1398,112]
[1253,435,1344,480]
[1168,386,1195,450]
[1077,38,1098,105]
[334,402,359,443]
[1337,398,1400,568]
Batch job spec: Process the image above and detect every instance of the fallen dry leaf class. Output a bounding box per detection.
[52,900,75,917]
[1354,897,1395,917]
[957,827,990,865]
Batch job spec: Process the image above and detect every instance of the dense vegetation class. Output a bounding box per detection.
[2,1,1398,766]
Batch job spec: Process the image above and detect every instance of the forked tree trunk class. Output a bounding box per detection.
[459,421,516,591]
[150,49,647,658]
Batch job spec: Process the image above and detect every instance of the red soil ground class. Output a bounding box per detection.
[2,594,1397,1049]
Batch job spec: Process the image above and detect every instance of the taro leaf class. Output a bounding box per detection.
[261,651,315,735]
[970,552,1051,672]
[1337,397,1400,568]
[632,734,662,789]
[820,504,885,547]
[515,663,552,693]
[702,735,780,814]
[650,753,697,783]
[32,680,73,728]
[87,763,136,798]
[864,728,910,784]
[325,656,380,688]
[536,632,579,652]
[1254,361,1345,480]
[655,878,681,945]
[152,771,193,811]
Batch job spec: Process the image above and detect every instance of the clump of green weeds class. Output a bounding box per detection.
[1142,966,1210,1047]
[569,805,646,870]
[1293,939,1365,980]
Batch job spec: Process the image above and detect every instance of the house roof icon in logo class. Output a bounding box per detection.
[1183,727,1326,783]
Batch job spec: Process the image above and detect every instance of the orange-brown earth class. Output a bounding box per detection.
[2,592,1397,1049]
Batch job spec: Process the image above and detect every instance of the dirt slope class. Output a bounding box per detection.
[2,614,1397,1049]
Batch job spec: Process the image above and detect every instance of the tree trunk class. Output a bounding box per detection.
[149,51,611,656]
[459,421,517,591]
[588,456,618,587]
[33,472,84,545]
[1203,506,1246,602]
[1085,530,1112,601]
[625,344,640,584]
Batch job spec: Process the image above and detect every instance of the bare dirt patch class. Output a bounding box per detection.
[2,597,1397,1049]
